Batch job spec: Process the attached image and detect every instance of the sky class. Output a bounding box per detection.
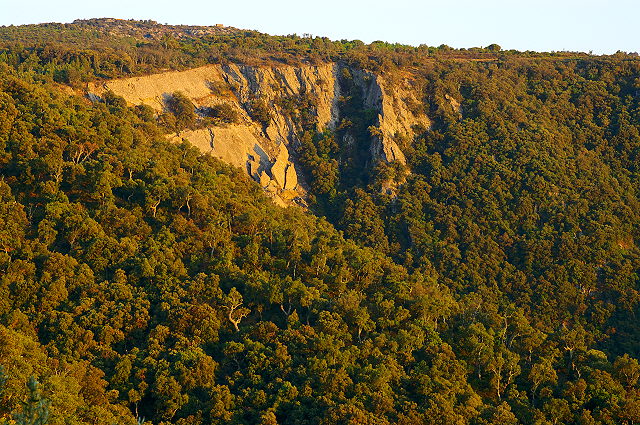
[0,0,637,54]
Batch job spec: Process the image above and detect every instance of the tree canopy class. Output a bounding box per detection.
[1,19,640,425]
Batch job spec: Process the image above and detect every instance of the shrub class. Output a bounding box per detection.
[201,103,239,124]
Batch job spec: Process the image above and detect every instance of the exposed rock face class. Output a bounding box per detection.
[351,69,430,166]
[88,63,340,206]
[270,145,290,188]
[259,171,271,188]
[284,162,298,190]
[87,62,430,205]
[220,64,340,132]
[268,144,298,191]
[170,126,270,176]
[445,94,463,118]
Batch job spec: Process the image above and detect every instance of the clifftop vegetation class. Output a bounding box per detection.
[1,19,640,425]
[2,18,627,86]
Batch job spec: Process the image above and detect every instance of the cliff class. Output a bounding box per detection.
[87,62,429,205]
[351,69,430,166]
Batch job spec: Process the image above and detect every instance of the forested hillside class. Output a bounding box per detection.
[1,19,640,425]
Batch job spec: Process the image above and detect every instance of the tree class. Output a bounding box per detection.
[225,288,250,332]
[201,103,239,124]
[529,358,558,405]
[167,91,197,130]
[613,354,640,389]
[248,98,271,126]
[13,377,50,425]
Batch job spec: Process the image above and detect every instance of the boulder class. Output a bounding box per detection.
[248,158,260,178]
[284,163,298,190]
[270,145,289,188]
[259,170,271,188]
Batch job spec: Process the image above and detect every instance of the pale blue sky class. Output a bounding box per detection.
[1,0,637,54]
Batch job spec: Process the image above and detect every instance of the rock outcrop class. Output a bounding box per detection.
[87,62,430,205]
[445,94,463,118]
[88,63,341,206]
[352,69,430,166]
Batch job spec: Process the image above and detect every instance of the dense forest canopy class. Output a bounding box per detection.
[1,18,640,425]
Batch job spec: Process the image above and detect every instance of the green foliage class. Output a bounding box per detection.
[200,103,239,124]
[1,19,640,425]
[13,377,50,425]
[166,91,197,130]
[247,98,272,127]
[0,19,604,85]
[0,66,450,425]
